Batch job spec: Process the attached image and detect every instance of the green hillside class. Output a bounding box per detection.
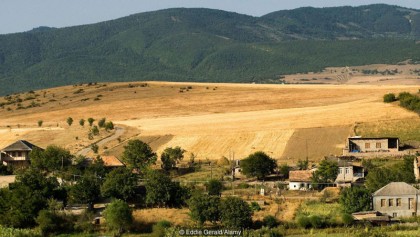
[0,5,420,95]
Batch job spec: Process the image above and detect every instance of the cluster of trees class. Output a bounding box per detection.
[364,156,415,192]
[0,139,189,235]
[188,193,253,228]
[384,91,420,114]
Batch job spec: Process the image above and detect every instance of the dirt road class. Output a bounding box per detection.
[76,126,125,156]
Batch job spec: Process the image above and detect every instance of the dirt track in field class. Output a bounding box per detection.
[0,82,418,161]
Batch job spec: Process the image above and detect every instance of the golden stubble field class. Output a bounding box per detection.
[0,81,418,163]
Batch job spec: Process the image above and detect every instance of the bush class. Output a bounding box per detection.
[220,197,253,228]
[263,215,279,228]
[383,93,396,103]
[98,118,106,128]
[36,210,73,236]
[250,201,262,211]
[296,216,311,229]
[342,213,354,226]
[205,179,223,196]
[237,183,250,189]
[309,215,324,228]
[103,199,133,235]
[74,210,95,233]
[151,220,171,237]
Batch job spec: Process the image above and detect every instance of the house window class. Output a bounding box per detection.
[412,212,416,217]
[17,151,21,157]
[409,198,414,209]
[396,198,401,207]
[393,213,397,218]
[339,168,342,174]
[376,143,381,148]
[389,199,394,207]
[381,199,386,207]
[365,143,370,149]
[345,168,349,174]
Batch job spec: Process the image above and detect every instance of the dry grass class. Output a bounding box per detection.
[283,63,420,85]
[356,117,420,144]
[281,126,352,163]
[133,208,192,226]
[1,81,419,162]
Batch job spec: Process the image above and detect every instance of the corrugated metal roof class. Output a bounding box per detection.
[1,140,40,152]
[373,182,418,196]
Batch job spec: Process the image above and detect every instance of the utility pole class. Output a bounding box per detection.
[305,139,309,169]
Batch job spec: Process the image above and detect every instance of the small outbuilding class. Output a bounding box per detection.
[288,170,314,190]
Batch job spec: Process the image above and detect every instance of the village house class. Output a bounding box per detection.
[288,169,314,190]
[342,136,407,157]
[0,140,42,168]
[372,182,420,218]
[333,158,365,187]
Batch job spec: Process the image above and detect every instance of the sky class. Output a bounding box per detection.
[1,0,420,34]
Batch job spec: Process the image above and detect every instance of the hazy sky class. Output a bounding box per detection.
[1,0,420,34]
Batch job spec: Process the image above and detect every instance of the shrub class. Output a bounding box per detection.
[237,183,250,189]
[250,201,262,211]
[37,120,43,127]
[36,210,73,236]
[98,118,106,128]
[262,215,279,228]
[383,93,396,103]
[205,179,223,196]
[309,215,324,228]
[341,213,354,226]
[66,117,73,126]
[104,121,114,131]
[151,220,171,237]
[296,216,311,229]
[220,197,253,228]
[103,199,133,235]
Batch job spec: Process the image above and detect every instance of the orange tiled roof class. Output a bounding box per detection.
[97,156,125,167]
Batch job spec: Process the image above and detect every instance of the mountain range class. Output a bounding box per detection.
[1,4,420,95]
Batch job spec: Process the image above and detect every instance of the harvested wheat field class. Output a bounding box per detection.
[0,81,418,162]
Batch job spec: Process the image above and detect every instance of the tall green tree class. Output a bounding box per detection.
[0,185,46,228]
[220,197,252,228]
[340,186,371,214]
[365,156,416,192]
[312,159,338,189]
[69,174,100,210]
[121,139,157,171]
[103,199,133,236]
[160,146,185,171]
[188,193,221,226]
[101,167,138,201]
[145,170,173,207]
[15,168,59,198]
[240,151,277,180]
[30,145,73,172]
[205,179,223,196]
